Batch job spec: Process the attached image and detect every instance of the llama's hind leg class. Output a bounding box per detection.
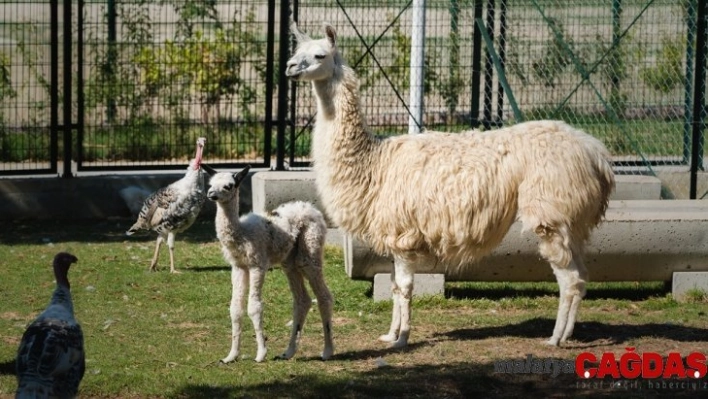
[559,254,587,343]
[222,266,248,363]
[247,266,268,362]
[535,226,587,346]
[303,264,334,360]
[278,267,312,360]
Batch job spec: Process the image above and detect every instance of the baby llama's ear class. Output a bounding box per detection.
[324,24,337,47]
[233,165,251,186]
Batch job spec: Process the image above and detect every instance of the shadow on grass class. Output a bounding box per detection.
[171,360,698,399]
[184,266,231,273]
[436,318,708,346]
[445,282,668,301]
[0,357,16,376]
[0,219,217,245]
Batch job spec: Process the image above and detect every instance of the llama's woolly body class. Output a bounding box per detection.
[316,115,614,268]
[208,169,334,362]
[287,24,615,348]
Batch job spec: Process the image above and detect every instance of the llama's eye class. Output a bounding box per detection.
[225,184,233,190]
[315,54,326,60]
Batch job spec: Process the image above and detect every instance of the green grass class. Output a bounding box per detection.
[1,219,707,398]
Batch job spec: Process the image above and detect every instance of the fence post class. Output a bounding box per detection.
[408,0,425,134]
[684,1,696,165]
[483,0,495,128]
[62,0,73,178]
[264,0,276,169]
[470,0,483,127]
[275,0,291,170]
[690,0,707,199]
[50,0,59,175]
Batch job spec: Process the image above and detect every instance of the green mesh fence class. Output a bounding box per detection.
[292,0,707,198]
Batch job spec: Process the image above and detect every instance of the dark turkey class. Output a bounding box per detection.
[16,252,84,399]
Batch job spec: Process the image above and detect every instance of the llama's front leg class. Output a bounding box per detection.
[303,265,334,360]
[221,266,248,363]
[389,257,414,348]
[378,270,401,343]
[149,235,164,271]
[248,266,268,362]
[279,267,311,360]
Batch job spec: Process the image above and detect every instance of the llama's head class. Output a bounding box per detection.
[207,166,251,203]
[286,23,340,82]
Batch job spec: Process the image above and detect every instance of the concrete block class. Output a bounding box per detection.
[251,171,334,226]
[373,273,445,301]
[611,175,662,200]
[672,272,708,301]
[346,200,708,283]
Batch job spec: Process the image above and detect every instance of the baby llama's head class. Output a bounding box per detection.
[207,166,251,203]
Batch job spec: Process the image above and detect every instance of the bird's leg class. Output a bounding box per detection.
[167,232,180,274]
[150,236,163,271]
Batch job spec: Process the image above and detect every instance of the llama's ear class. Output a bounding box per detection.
[233,165,251,186]
[324,24,336,47]
[291,21,309,43]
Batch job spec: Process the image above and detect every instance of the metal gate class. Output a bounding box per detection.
[1,0,278,176]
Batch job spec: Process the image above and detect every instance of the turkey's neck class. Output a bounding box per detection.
[51,267,74,314]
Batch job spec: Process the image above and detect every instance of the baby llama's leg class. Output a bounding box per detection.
[303,264,334,360]
[279,266,311,360]
[166,231,180,273]
[222,266,248,363]
[247,266,268,362]
[149,235,164,271]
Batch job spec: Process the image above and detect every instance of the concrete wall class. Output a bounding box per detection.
[0,171,253,220]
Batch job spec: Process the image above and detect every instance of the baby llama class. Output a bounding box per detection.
[208,166,334,362]
[286,24,615,348]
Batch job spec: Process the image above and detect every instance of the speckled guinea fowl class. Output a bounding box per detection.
[16,252,84,399]
[126,137,213,273]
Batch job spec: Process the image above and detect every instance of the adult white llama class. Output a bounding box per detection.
[286,24,615,348]
[207,166,334,362]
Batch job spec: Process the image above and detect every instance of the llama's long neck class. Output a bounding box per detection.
[311,64,378,231]
[312,64,377,155]
[215,194,243,246]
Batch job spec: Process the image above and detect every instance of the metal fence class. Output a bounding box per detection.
[1,0,708,198]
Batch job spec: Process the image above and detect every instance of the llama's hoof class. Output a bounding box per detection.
[275,352,293,361]
[378,333,397,343]
[389,339,408,349]
[220,357,236,364]
[544,338,560,347]
[169,269,182,274]
[255,350,267,363]
[321,348,333,361]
